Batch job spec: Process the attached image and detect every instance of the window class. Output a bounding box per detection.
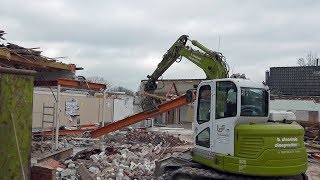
[216,81,237,119]
[197,85,211,124]
[196,128,210,148]
[240,88,268,116]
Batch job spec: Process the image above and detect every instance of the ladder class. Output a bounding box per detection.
[41,103,55,152]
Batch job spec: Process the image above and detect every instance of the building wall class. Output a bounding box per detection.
[32,91,114,128]
[270,99,320,122]
[292,110,309,121]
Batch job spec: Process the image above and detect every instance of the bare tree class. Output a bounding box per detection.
[109,86,135,96]
[86,76,112,87]
[297,51,319,66]
[0,30,6,40]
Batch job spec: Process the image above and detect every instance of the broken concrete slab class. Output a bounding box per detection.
[36,147,73,163]
[78,163,94,180]
[60,169,72,177]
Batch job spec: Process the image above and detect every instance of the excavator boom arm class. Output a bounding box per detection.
[144,35,229,91]
[144,35,188,91]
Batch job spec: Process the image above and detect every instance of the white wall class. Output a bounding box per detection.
[32,89,114,128]
[292,110,309,121]
[113,95,134,122]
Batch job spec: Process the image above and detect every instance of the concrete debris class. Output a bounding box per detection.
[124,129,188,146]
[89,166,101,175]
[68,163,76,169]
[56,167,64,172]
[60,169,72,177]
[64,159,73,165]
[48,128,192,179]
[31,141,51,152]
[72,148,102,161]
[90,154,100,162]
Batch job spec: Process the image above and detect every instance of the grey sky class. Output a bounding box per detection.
[1,0,320,91]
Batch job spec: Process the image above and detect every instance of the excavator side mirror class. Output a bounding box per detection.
[186,90,194,103]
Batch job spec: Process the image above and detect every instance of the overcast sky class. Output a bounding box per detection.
[1,0,320,91]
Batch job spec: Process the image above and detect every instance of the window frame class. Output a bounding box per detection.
[215,81,238,119]
[195,127,210,148]
[240,87,269,117]
[196,85,212,124]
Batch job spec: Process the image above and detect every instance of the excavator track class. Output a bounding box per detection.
[162,166,308,180]
[155,149,308,180]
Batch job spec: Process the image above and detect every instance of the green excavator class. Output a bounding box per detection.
[142,35,307,179]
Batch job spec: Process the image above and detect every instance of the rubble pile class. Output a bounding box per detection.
[106,129,188,146]
[54,129,191,179]
[59,137,95,148]
[305,125,320,142]
[293,121,320,142]
[31,141,52,152]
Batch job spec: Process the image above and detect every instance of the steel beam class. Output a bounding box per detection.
[90,91,195,138]
[34,78,106,90]
[34,129,90,136]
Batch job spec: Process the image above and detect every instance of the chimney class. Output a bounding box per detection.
[265,70,270,85]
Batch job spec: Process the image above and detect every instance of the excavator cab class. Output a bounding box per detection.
[192,78,307,177]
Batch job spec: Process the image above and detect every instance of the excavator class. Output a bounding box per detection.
[89,35,307,179]
[141,35,308,179]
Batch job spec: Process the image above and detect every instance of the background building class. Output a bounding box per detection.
[266,66,320,96]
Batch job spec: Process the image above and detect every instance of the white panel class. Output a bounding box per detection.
[113,96,134,122]
[293,111,309,121]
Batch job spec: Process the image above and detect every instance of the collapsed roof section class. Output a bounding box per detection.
[0,30,80,72]
[0,30,106,90]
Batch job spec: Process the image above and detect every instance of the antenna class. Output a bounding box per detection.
[218,36,221,52]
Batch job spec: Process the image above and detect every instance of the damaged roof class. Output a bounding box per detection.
[0,30,80,72]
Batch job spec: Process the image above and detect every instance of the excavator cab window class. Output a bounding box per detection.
[196,127,210,148]
[240,88,268,116]
[216,81,237,119]
[197,85,211,124]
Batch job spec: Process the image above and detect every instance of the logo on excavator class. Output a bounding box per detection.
[239,160,246,171]
[217,125,225,132]
[189,53,201,63]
